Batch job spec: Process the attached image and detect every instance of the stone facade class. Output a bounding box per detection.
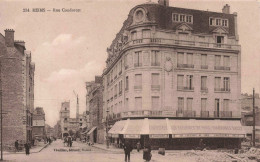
[32,107,45,139]
[86,76,103,143]
[0,29,35,150]
[102,1,242,149]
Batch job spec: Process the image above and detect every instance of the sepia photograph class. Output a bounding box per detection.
[0,0,260,161]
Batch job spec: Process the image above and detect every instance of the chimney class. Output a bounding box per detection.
[158,0,169,7]
[222,4,230,14]
[4,29,15,47]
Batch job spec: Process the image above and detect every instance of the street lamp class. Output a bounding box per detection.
[106,108,109,149]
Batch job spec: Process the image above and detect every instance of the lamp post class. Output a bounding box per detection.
[106,108,109,149]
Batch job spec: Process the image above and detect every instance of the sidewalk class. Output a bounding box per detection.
[91,143,124,153]
[3,142,49,155]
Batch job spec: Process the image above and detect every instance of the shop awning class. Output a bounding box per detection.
[169,120,246,138]
[108,120,127,138]
[87,126,97,135]
[123,119,143,139]
[148,119,170,138]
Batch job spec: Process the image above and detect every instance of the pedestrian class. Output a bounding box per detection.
[15,140,19,152]
[143,142,152,162]
[123,141,132,162]
[24,143,30,155]
[199,139,205,151]
[136,141,141,152]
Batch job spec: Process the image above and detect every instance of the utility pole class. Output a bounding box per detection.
[253,88,256,147]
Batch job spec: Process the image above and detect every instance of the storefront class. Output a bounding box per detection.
[108,119,246,150]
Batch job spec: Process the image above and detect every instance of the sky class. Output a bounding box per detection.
[0,0,260,127]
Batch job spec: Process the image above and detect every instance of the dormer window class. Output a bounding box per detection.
[209,17,229,27]
[172,13,193,24]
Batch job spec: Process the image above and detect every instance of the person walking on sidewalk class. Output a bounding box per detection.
[15,140,19,152]
[24,143,30,155]
[136,141,141,152]
[143,142,152,162]
[123,141,133,162]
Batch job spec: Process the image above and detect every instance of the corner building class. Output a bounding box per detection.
[103,0,245,149]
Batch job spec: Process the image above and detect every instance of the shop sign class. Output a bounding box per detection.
[172,134,245,138]
[162,111,175,116]
[124,134,140,139]
[149,134,169,138]
[112,134,119,138]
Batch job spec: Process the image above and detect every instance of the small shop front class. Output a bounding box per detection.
[108,119,246,150]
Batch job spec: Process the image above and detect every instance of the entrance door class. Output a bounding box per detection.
[215,99,220,117]
[93,129,97,143]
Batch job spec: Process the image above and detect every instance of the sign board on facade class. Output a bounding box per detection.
[33,120,45,126]
[149,134,169,138]
[162,111,175,116]
[124,134,140,139]
[172,134,245,138]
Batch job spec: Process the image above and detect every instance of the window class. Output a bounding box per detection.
[187,98,193,110]
[215,55,221,66]
[180,14,185,22]
[178,97,184,113]
[209,18,214,25]
[114,84,117,97]
[151,51,160,66]
[151,73,159,86]
[223,99,229,111]
[119,60,122,74]
[124,55,128,69]
[186,75,193,89]
[215,99,220,115]
[172,13,179,21]
[134,51,142,67]
[125,98,129,110]
[177,53,184,65]
[135,97,142,110]
[223,56,230,67]
[201,98,207,111]
[115,104,118,114]
[134,74,142,89]
[215,77,221,90]
[65,108,67,111]
[186,15,192,23]
[131,31,137,40]
[187,53,193,65]
[223,77,230,91]
[177,75,184,89]
[201,76,207,91]
[216,19,221,26]
[201,54,207,66]
[64,118,67,121]
[222,19,228,27]
[142,29,151,38]
[216,36,224,44]
[80,123,82,126]
[111,70,113,82]
[152,96,159,110]
[125,76,129,90]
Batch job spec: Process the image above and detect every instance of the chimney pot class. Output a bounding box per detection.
[222,4,230,14]
[158,0,169,7]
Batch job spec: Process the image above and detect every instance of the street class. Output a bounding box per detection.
[2,140,206,162]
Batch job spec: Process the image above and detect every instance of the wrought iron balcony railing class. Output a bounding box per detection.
[151,85,160,90]
[177,86,194,91]
[214,88,230,92]
[214,66,230,71]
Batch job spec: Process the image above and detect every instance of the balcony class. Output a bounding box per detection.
[200,111,209,118]
[151,62,160,66]
[151,85,160,91]
[214,88,230,92]
[177,86,194,91]
[134,63,142,67]
[214,111,232,118]
[183,110,196,117]
[214,66,230,71]
[177,64,194,68]
[134,85,142,90]
[201,87,208,93]
[201,65,208,69]
[123,38,240,51]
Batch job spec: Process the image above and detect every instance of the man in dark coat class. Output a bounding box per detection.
[15,140,19,152]
[123,141,132,162]
[24,143,30,155]
[143,143,152,162]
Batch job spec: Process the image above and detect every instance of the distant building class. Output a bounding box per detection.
[241,93,260,141]
[0,29,35,150]
[86,76,103,144]
[53,120,62,138]
[102,1,244,149]
[32,107,46,140]
[45,124,54,138]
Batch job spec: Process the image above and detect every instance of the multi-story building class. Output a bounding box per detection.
[53,120,62,139]
[103,1,245,149]
[86,76,104,143]
[0,29,35,150]
[60,101,71,138]
[32,107,46,140]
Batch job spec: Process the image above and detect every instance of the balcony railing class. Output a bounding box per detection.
[200,111,209,118]
[214,88,230,92]
[123,38,240,51]
[151,85,160,90]
[214,111,232,118]
[201,87,208,93]
[177,64,194,68]
[177,86,194,91]
[151,62,160,66]
[134,85,142,90]
[201,65,208,69]
[134,63,142,67]
[214,66,231,71]
[107,110,240,121]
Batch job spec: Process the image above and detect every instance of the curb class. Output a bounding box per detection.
[3,143,49,155]
[91,145,123,153]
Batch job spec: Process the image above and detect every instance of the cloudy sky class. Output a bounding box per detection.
[0,0,260,127]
